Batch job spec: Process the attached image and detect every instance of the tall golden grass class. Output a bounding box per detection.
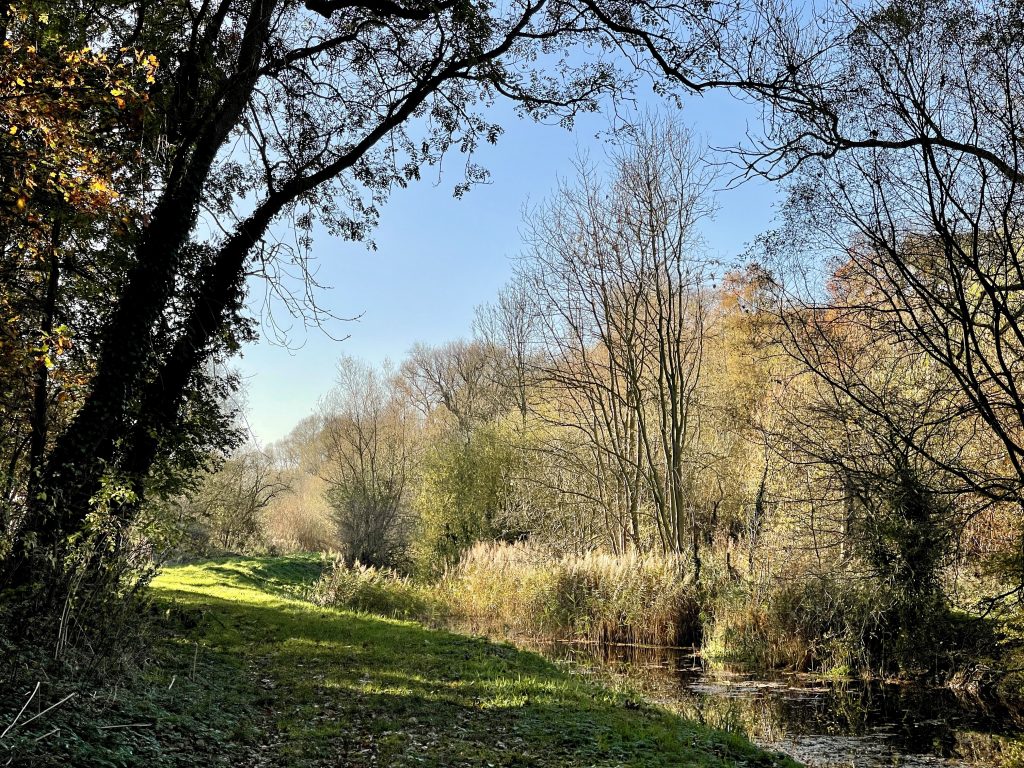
[443,541,700,646]
[308,542,950,678]
[262,473,336,553]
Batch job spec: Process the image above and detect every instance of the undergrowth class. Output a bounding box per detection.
[307,558,442,621]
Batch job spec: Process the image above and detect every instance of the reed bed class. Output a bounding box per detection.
[703,575,888,674]
[308,543,969,679]
[443,541,700,646]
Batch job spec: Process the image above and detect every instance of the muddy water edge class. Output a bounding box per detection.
[530,642,1024,767]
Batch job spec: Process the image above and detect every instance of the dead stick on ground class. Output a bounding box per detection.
[0,682,40,741]
[13,693,77,732]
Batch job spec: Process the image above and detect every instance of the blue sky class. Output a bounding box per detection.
[236,88,780,445]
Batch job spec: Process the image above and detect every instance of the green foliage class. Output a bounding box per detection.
[412,421,523,575]
[849,462,953,660]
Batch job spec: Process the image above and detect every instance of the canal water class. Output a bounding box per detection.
[535,642,1024,767]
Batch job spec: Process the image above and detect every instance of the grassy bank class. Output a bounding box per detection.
[306,542,1005,682]
[1,555,795,767]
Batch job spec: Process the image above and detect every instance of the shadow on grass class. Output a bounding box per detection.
[153,575,794,768]
[198,555,327,598]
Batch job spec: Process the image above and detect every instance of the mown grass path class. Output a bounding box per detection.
[4,556,799,767]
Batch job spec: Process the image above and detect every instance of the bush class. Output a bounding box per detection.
[702,572,992,677]
[308,558,441,622]
[411,423,523,576]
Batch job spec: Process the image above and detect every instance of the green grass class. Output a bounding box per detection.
[2,556,798,767]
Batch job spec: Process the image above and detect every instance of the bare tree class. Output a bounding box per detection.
[319,356,417,567]
[187,447,289,552]
[735,0,1024,598]
[521,118,716,575]
[400,340,505,436]
[473,275,542,425]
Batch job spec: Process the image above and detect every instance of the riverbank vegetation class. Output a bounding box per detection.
[5,0,1024,760]
[310,542,1011,689]
[1,556,796,767]
[271,113,1024,691]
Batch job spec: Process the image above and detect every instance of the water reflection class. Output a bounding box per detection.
[533,642,1024,767]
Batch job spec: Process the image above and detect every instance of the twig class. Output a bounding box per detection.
[33,727,59,743]
[54,594,72,661]
[14,692,77,732]
[0,682,40,741]
[167,675,176,691]
[97,723,152,731]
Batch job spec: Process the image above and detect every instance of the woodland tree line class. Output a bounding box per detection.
[2,0,1024,682]
[193,114,1024,678]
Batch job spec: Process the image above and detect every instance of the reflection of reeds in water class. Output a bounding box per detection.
[444,541,701,646]
[649,678,795,746]
[529,640,1024,768]
[526,642,797,744]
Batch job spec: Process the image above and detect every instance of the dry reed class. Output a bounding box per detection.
[443,541,700,646]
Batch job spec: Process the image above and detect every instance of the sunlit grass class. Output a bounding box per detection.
[0,555,797,765]
[147,555,795,767]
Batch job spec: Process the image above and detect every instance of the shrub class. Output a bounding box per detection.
[411,423,524,576]
[705,574,901,674]
[308,558,441,622]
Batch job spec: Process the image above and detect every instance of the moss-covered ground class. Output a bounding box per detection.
[1,556,798,767]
